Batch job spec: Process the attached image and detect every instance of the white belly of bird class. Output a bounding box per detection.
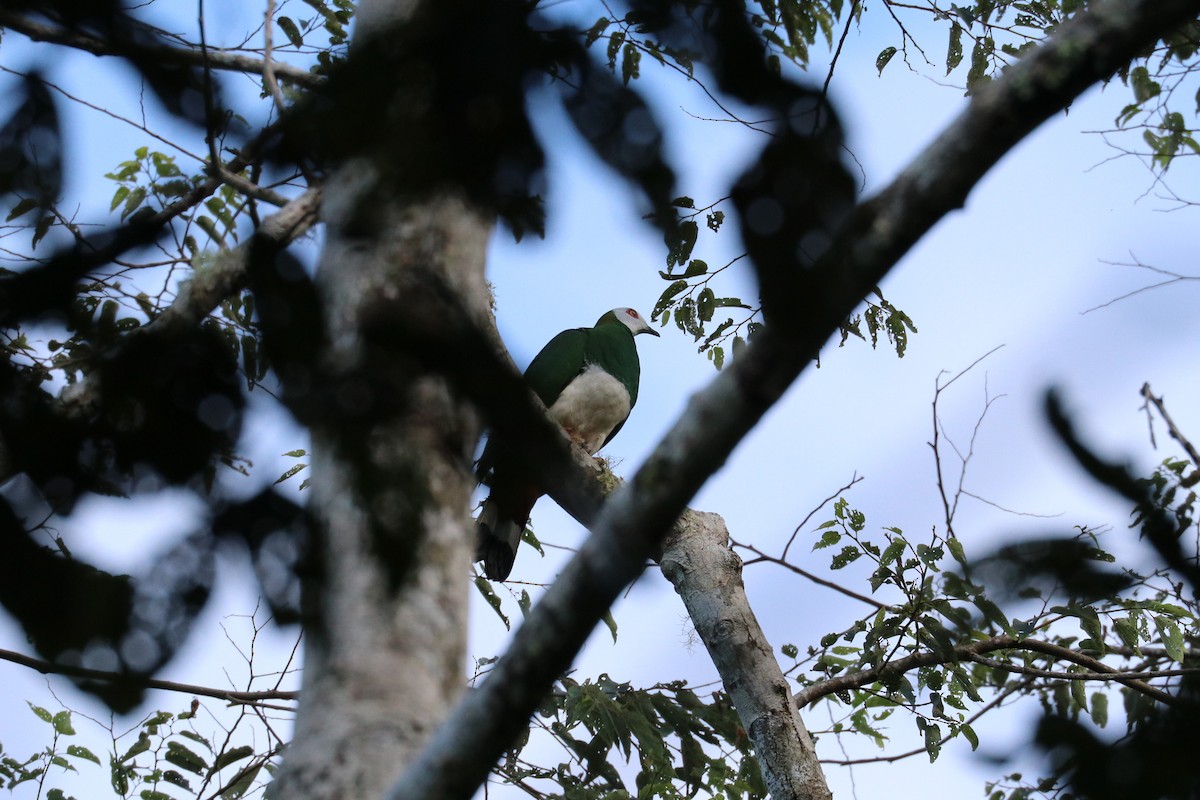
[548,364,632,454]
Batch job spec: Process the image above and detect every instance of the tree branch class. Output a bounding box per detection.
[0,9,322,89]
[0,647,298,704]
[793,635,1184,709]
[13,187,321,468]
[388,1,1200,798]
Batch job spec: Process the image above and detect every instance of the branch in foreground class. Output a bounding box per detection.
[387,1,1200,798]
[0,9,322,89]
[52,186,321,424]
[0,647,298,704]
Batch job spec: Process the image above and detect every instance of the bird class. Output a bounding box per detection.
[474,307,660,580]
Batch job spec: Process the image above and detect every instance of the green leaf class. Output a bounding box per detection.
[960,723,979,750]
[473,575,510,630]
[164,741,209,775]
[28,703,53,723]
[697,287,715,323]
[1129,65,1161,103]
[813,529,841,550]
[966,37,994,94]
[607,29,626,67]
[671,196,695,208]
[946,536,967,566]
[830,545,861,570]
[585,17,610,47]
[51,711,75,735]
[875,46,897,75]
[974,597,1016,637]
[219,763,263,799]
[66,744,100,765]
[1113,616,1141,653]
[621,43,641,84]
[212,745,254,771]
[274,463,308,485]
[1155,616,1186,662]
[119,732,151,763]
[946,23,963,74]
[602,610,619,643]
[1090,692,1108,728]
[122,186,147,221]
[277,16,304,48]
[880,539,906,567]
[282,449,308,458]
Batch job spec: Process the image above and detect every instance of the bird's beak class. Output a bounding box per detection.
[643,327,661,337]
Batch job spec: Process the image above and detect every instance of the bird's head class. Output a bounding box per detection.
[599,307,661,337]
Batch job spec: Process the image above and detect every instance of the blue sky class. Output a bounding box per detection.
[3,3,1200,798]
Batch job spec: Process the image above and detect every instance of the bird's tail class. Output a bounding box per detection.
[474,498,522,582]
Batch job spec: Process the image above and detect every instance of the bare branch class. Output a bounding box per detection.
[1141,382,1200,469]
[0,646,298,704]
[0,8,322,89]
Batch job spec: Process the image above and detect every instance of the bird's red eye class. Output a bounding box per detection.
[628,309,639,318]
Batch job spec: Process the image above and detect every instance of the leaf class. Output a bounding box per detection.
[7,196,37,221]
[28,703,53,723]
[671,196,695,208]
[966,37,994,93]
[220,763,263,799]
[960,723,979,750]
[1154,616,1185,662]
[52,710,75,735]
[473,575,510,630]
[697,287,715,322]
[1090,692,1108,728]
[274,463,308,485]
[121,186,147,221]
[621,42,641,85]
[974,597,1016,637]
[585,17,610,47]
[66,744,100,765]
[606,29,626,67]
[212,745,254,771]
[830,545,861,570]
[880,539,906,567]
[277,16,304,48]
[947,536,967,566]
[602,609,618,643]
[875,46,897,75]
[946,23,964,74]
[813,529,841,550]
[119,733,151,763]
[164,741,209,775]
[31,213,53,249]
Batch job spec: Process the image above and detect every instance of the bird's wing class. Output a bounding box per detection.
[523,327,588,407]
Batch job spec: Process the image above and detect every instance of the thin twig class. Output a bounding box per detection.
[0,647,299,703]
[1141,383,1200,469]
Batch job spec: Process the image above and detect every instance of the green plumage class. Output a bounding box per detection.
[475,307,659,580]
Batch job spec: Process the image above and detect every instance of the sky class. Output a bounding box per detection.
[2,2,1200,799]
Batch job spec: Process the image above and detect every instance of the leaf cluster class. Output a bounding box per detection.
[1,702,275,800]
[496,675,768,799]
